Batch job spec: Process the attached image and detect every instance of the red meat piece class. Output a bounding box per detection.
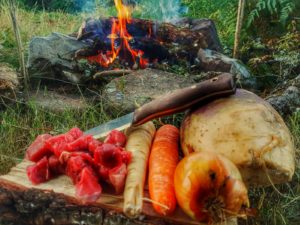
[25,134,52,162]
[48,155,65,175]
[27,157,50,184]
[108,163,127,194]
[94,144,123,169]
[45,135,68,157]
[46,128,84,157]
[104,130,127,147]
[66,135,94,152]
[98,165,109,181]
[68,127,84,140]
[60,152,95,166]
[121,151,132,165]
[75,167,102,203]
[97,150,130,181]
[88,139,103,154]
[66,156,88,184]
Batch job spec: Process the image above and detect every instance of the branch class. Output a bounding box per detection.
[8,0,29,94]
[233,0,245,59]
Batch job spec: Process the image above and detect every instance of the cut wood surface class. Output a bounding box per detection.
[0,160,237,225]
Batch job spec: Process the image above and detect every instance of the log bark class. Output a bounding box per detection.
[0,161,237,225]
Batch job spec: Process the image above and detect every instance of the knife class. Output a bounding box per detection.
[85,73,236,139]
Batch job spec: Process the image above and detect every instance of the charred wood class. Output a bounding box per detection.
[76,18,210,66]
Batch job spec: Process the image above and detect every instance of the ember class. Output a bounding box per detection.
[87,0,149,68]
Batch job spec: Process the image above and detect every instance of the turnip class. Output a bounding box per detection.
[180,89,295,186]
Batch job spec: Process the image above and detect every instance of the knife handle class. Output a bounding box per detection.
[132,73,236,126]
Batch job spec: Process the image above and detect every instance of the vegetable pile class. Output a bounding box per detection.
[24,120,255,223]
[25,128,131,203]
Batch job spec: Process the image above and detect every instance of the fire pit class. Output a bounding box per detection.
[72,0,222,71]
[26,0,255,114]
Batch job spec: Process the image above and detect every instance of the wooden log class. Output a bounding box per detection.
[0,161,237,225]
[93,69,132,80]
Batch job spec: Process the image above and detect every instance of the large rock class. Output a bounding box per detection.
[27,32,90,83]
[103,68,195,113]
[28,90,89,113]
[266,75,300,117]
[172,18,222,52]
[197,49,258,90]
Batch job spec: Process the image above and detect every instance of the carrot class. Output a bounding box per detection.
[123,121,156,218]
[148,124,179,216]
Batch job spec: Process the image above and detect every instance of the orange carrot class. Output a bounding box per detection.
[148,124,179,216]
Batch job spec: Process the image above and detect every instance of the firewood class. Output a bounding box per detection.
[75,18,209,66]
[93,69,132,80]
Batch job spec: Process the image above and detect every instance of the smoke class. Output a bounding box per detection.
[91,0,187,22]
[136,0,187,22]
[76,0,96,12]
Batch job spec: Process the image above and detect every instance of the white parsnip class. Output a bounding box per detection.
[123,121,156,218]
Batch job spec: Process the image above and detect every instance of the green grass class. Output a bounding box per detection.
[0,1,110,67]
[0,100,114,174]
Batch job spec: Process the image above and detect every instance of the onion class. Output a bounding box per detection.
[174,151,249,223]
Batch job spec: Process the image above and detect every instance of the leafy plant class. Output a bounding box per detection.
[247,0,296,27]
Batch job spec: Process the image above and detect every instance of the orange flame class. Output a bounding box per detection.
[87,0,148,68]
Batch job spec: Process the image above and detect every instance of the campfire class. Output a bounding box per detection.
[74,0,210,71]
[80,0,149,68]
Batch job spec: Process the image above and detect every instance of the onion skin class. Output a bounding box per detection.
[174,151,250,223]
[219,155,250,214]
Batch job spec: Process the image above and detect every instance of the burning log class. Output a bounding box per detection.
[75,17,211,69]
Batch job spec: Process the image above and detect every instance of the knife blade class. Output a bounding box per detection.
[85,73,236,139]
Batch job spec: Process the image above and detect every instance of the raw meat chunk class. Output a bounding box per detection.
[27,157,50,184]
[108,163,127,194]
[94,144,123,169]
[75,167,102,203]
[104,130,126,147]
[66,156,88,184]
[25,134,52,162]
[66,135,94,152]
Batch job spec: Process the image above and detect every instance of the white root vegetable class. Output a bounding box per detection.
[180,89,295,186]
[123,121,156,217]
